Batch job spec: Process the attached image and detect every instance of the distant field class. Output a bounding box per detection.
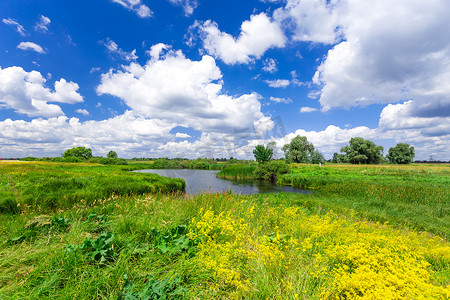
[0,162,448,298]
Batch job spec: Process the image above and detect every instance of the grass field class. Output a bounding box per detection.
[0,162,448,299]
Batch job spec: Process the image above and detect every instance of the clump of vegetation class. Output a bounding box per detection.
[253,143,274,163]
[340,137,384,164]
[280,135,325,164]
[387,143,415,164]
[0,162,185,212]
[253,160,290,181]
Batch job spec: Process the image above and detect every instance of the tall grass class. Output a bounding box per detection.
[0,162,185,213]
[0,192,448,299]
[278,165,449,238]
[217,164,257,180]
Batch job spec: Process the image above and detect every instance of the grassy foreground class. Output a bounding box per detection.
[1,192,449,299]
[0,162,449,299]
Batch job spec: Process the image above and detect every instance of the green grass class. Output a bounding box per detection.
[216,164,257,179]
[0,162,185,212]
[278,164,449,238]
[0,192,448,299]
[0,162,449,298]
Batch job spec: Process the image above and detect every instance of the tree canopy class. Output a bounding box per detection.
[62,147,92,160]
[253,143,274,163]
[340,137,384,164]
[282,135,316,163]
[387,143,415,164]
[107,150,118,159]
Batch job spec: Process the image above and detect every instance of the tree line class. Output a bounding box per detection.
[254,136,416,165]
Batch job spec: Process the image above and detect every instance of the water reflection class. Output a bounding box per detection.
[134,169,312,195]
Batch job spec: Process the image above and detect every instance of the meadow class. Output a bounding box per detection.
[0,161,449,299]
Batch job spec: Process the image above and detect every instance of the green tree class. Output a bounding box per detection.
[332,152,348,163]
[340,137,384,164]
[107,151,118,159]
[62,147,92,160]
[387,143,415,164]
[282,135,315,163]
[253,143,274,163]
[310,150,325,164]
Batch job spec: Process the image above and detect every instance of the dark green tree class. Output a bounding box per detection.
[340,137,384,164]
[387,143,415,164]
[282,135,315,163]
[332,152,348,163]
[62,147,92,160]
[107,150,118,159]
[253,143,274,163]
[310,150,325,164]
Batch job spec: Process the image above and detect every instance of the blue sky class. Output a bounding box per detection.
[1,0,449,160]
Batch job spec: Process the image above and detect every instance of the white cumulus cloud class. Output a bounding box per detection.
[265,79,290,88]
[193,13,286,64]
[97,44,272,136]
[168,0,198,16]
[277,0,450,123]
[299,106,318,113]
[2,18,26,36]
[101,38,138,61]
[269,97,292,104]
[111,0,153,18]
[34,15,51,32]
[17,42,45,54]
[0,66,83,117]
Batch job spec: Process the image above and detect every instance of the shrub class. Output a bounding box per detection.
[253,160,291,181]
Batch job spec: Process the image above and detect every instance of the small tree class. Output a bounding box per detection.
[387,143,414,164]
[107,151,118,159]
[332,152,348,163]
[63,147,92,160]
[282,135,315,163]
[340,137,383,164]
[253,144,274,163]
[310,150,325,164]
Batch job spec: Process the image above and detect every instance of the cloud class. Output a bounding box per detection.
[90,67,101,73]
[0,111,177,158]
[101,38,138,61]
[379,100,450,138]
[274,0,343,44]
[265,79,290,88]
[193,13,286,64]
[262,58,278,73]
[17,42,45,54]
[168,0,198,16]
[34,15,51,32]
[2,18,26,36]
[269,97,292,104]
[0,66,83,117]
[175,132,191,138]
[299,106,318,113]
[75,109,89,116]
[111,0,153,18]
[277,0,450,122]
[97,44,272,136]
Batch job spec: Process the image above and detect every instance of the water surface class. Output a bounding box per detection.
[134,169,312,195]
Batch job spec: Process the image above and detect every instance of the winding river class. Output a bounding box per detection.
[133,169,312,195]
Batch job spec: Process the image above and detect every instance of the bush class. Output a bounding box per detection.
[253,160,291,181]
[62,156,82,163]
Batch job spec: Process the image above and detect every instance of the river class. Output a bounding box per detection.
[133,169,312,195]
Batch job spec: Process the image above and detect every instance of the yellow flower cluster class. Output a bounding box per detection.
[188,202,449,299]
